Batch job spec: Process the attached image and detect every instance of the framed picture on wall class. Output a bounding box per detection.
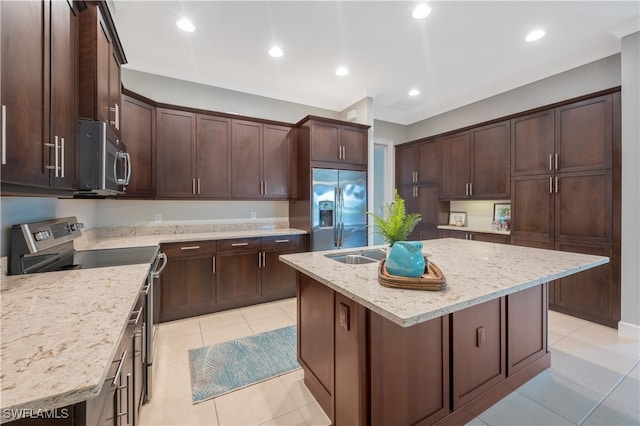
[448,211,467,227]
[494,203,511,222]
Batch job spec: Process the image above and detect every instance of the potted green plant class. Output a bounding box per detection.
[367,190,422,247]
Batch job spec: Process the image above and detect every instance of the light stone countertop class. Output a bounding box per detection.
[0,264,151,421]
[280,238,608,327]
[0,224,307,420]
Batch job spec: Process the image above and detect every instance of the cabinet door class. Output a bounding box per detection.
[439,132,470,199]
[511,110,554,176]
[554,170,612,243]
[310,121,340,162]
[341,125,367,165]
[120,94,155,197]
[417,185,442,225]
[510,175,554,245]
[471,121,510,198]
[396,144,417,186]
[197,114,231,198]
[439,230,466,240]
[507,285,547,376]
[156,109,196,197]
[49,0,78,189]
[216,239,262,306]
[95,11,111,125]
[397,186,418,240]
[159,242,216,322]
[108,49,121,135]
[555,95,612,173]
[231,119,262,198]
[451,298,505,409]
[417,140,439,184]
[261,236,300,299]
[552,242,615,325]
[263,124,291,198]
[0,1,49,187]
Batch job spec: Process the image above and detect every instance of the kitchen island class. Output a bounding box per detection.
[279,238,609,426]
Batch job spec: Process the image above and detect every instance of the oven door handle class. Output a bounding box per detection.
[114,152,128,185]
[152,252,167,278]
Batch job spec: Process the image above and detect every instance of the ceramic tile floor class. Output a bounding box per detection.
[140,299,639,426]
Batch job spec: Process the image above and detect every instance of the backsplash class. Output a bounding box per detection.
[449,200,510,230]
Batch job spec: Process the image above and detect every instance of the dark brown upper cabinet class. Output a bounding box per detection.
[439,121,511,200]
[156,108,197,198]
[231,120,291,199]
[78,2,126,136]
[302,117,368,166]
[1,0,78,192]
[396,139,439,186]
[197,114,232,198]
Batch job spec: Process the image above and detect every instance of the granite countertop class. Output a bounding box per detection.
[0,264,151,422]
[437,225,511,235]
[280,238,608,327]
[0,224,307,420]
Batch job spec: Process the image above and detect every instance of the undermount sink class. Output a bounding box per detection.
[325,248,387,264]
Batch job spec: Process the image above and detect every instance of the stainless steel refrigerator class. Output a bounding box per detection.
[312,168,367,251]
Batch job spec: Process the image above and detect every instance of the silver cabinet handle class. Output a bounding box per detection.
[60,138,65,178]
[555,153,558,171]
[555,176,558,193]
[192,178,196,194]
[465,183,469,196]
[44,137,60,177]
[115,103,120,131]
[231,242,249,247]
[212,256,216,274]
[549,176,553,194]
[1,105,6,165]
[264,180,267,195]
[469,182,473,196]
[180,245,201,250]
[129,308,143,325]
[549,154,553,171]
[111,350,127,388]
[197,178,201,194]
[258,251,262,268]
[116,372,131,423]
[274,239,290,243]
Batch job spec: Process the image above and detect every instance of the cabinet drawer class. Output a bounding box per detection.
[217,238,261,252]
[261,235,301,251]
[161,241,216,258]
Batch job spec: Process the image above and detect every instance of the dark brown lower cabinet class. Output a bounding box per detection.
[159,236,301,322]
[439,229,510,244]
[297,274,550,426]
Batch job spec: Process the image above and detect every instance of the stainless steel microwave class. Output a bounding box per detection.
[76,120,131,197]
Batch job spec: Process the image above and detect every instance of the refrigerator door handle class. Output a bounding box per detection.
[334,187,340,247]
[340,187,345,246]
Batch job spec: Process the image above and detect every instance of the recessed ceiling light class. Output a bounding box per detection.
[176,18,195,32]
[269,46,283,58]
[409,89,420,97]
[412,4,432,19]
[336,66,349,77]
[525,29,545,42]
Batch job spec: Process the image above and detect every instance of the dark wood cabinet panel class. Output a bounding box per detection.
[511,110,555,177]
[49,0,78,189]
[231,119,263,198]
[197,114,231,198]
[439,229,509,243]
[310,120,340,163]
[396,144,417,186]
[261,235,300,300]
[298,274,334,416]
[370,311,450,425]
[439,132,471,199]
[507,285,547,376]
[263,124,291,198]
[217,250,262,306]
[451,297,505,409]
[555,95,613,173]
[555,170,612,243]
[78,3,123,136]
[396,140,439,186]
[156,108,196,197]
[511,175,555,243]
[159,241,216,323]
[471,121,510,198]
[120,94,155,197]
[341,125,367,165]
[552,243,615,326]
[417,184,444,225]
[439,229,467,240]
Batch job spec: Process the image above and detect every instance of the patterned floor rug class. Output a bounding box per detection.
[188,325,300,404]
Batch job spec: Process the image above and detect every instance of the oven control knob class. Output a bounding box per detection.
[33,231,50,241]
[70,223,85,232]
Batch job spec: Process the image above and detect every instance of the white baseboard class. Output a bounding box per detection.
[618,321,640,340]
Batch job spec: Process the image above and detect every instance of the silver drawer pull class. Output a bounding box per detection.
[129,308,143,325]
[231,242,249,247]
[275,239,290,243]
[111,350,127,388]
[180,245,200,250]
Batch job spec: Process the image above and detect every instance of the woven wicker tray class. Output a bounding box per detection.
[378,258,446,291]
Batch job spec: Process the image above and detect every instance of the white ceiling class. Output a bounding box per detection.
[109,1,639,125]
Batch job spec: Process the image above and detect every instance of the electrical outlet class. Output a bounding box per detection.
[251,211,257,219]
[154,213,162,222]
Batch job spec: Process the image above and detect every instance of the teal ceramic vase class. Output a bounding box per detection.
[386,241,426,278]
